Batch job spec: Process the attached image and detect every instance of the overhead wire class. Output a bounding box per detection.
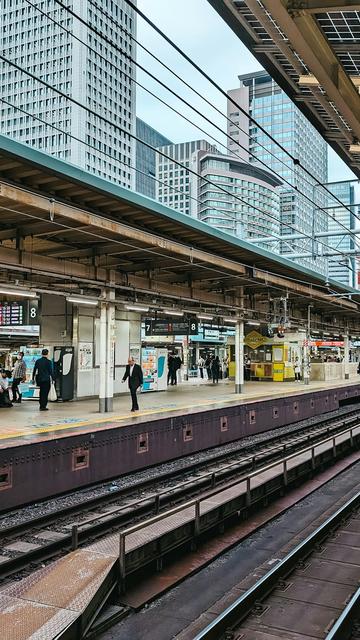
[121,0,360,224]
[0,13,356,273]
[52,0,360,247]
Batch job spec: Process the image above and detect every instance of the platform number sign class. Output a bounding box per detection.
[189,320,198,335]
[28,299,39,325]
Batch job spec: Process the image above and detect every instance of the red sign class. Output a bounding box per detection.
[310,341,344,347]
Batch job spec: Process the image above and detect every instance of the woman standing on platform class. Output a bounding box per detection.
[294,357,301,382]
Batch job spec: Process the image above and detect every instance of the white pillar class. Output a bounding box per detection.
[303,340,310,385]
[105,302,115,411]
[99,302,107,413]
[235,319,244,393]
[344,334,350,380]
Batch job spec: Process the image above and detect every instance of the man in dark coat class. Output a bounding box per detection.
[122,357,143,412]
[32,348,53,411]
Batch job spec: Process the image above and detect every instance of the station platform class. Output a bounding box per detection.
[1,377,360,449]
[1,377,360,511]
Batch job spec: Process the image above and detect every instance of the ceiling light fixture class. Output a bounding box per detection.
[246,320,261,326]
[125,305,149,312]
[67,296,99,306]
[197,314,213,320]
[349,142,360,153]
[163,310,184,317]
[224,317,237,324]
[0,287,37,298]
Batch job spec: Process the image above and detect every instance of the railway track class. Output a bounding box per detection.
[0,409,359,585]
[194,489,360,640]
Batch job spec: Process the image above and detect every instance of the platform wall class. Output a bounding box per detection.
[1,384,359,510]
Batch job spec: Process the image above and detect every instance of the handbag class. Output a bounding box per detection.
[49,382,57,402]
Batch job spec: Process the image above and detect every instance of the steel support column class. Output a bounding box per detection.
[344,333,350,380]
[99,302,107,413]
[235,319,244,393]
[105,302,115,412]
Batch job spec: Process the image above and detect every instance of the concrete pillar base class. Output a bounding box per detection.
[304,378,310,385]
[99,397,113,413]
[345,373,350,380]
[235,383,243,394]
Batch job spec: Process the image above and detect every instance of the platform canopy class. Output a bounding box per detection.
[0,135,359,331]
[208,0,360,178]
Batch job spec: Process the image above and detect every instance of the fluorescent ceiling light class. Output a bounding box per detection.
[67,296,98,306]
[350,143,360,153]
[197,314,213,320]
[224,317,237,324]
[312,330,320,334]
[247,320,260,326]
[163,310,184,317]
[125,305,149,312]
[0,287,37,298]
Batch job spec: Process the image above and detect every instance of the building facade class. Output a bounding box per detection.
[0,0,136,189]
[189,150,281,244]
[156,140,216,215]
[228,71,328,273]
[136,118,172,199]
[326,180,357,288]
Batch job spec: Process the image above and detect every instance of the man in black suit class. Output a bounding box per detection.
[32,348,53,411]
[122,357,143,412]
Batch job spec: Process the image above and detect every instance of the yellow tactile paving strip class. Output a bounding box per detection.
[1,378,359,448]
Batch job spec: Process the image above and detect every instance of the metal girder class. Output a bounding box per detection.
[0,183,247,278]
[261,0,360,142]
[289,1,360,13]
[253,269,358,310]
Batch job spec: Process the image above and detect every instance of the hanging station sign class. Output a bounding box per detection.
[244,330,268,350]
[0,299,39,326]
[145,318,198,336]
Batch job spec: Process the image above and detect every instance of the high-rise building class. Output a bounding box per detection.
[189,150,281,244]
[228,71,328,273]
[136,118,172,199]
[156,140,216,215]
[326,180,357,288]
[0,0,137,189]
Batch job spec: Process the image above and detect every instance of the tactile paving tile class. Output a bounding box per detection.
[2,549,116,612]
[0,593,77,640]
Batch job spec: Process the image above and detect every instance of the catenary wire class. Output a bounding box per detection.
[0,56,355,275]
[51,0,360,242]
[85,0,357,222]
[119,0,360,221]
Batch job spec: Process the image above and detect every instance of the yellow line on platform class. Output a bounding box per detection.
[0,389,282,442]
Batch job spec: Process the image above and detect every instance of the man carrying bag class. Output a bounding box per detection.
[122,357,143,412]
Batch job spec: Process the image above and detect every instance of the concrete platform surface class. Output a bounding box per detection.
[0,377,359,449]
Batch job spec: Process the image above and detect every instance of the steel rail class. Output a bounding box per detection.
[1,416,359,583]
[194,490,360,640]
[2,406,354,536]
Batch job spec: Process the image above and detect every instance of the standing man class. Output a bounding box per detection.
[32,348,53,411]
[12,351,26,403]
[122,357,143,412]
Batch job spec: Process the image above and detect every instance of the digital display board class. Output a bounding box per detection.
[0,300,39,326]
[0,302,25,326]
[144,318,198,336]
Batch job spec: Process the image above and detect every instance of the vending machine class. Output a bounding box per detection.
[141,347,168,392]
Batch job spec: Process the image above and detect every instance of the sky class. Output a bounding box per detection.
[136,0,356,184]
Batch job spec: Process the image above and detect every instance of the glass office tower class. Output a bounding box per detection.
[0,0,137,189]
[228,71,328,274]
[326,180,357,287]
[136,118,172,199]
